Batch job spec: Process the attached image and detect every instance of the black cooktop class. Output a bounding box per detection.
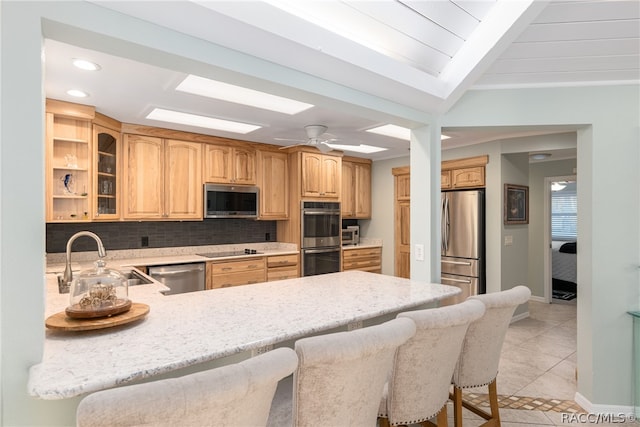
[197,249,262,258]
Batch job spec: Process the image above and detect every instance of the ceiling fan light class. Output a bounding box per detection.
[551,182,567,192]
[304,125,328,138]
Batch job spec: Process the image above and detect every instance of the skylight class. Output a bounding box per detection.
[325,143,387,154]
[366,124,411,140]
[146,108,261,134]
[176,75,314,115]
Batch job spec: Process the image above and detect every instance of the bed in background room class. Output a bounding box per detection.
[552,241,577,300]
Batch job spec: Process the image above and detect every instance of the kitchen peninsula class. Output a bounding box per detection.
[29,270,459,401]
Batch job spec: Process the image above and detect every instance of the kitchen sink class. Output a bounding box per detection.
[55,268,154,294]
[122,269,154,286]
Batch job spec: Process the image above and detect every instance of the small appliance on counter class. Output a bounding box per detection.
[342,225,360,246]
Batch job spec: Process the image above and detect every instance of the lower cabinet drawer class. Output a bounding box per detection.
[209,269,266,289]
[267,266,298,281]
[342,247,382,260]
[343,258,381,270]
[342,247,382,273]
[209,257,265,274]
[267,254,298,268]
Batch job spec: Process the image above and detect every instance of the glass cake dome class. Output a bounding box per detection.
[66,259,130,319]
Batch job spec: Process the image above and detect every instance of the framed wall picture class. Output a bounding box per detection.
[504,184,529,224]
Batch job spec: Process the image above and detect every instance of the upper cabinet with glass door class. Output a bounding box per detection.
[45,99,94,223]
[93,114,122,220]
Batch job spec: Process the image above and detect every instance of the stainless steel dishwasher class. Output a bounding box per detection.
[148,263,206,295]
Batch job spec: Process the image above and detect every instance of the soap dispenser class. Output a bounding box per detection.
[66,259,130,319]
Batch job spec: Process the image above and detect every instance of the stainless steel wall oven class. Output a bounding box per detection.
[300,201,341,276]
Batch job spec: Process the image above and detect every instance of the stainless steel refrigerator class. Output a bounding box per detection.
[440,189,485,306]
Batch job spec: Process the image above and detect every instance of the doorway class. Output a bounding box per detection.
[544,175,577,303]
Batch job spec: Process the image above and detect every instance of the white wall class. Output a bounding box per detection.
[366,156,409,275]
[501,153,530,294]
[528,158,577,298]
[443,86,640,410]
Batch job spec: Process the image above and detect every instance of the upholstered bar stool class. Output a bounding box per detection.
[451,285,531,427]
[378,299,486,427]
[76,347,298,427]
[268,317,416,427]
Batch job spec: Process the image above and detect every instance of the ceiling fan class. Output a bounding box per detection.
[276,125,350,153]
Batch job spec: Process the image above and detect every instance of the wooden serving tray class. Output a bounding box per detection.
[65,298,132,319]
[46,303,150,331]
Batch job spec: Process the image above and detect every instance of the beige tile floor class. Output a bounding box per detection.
[448,299,639,426]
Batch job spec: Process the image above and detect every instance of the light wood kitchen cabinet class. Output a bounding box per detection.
[203,144,256,185]
[301,152,341,199]
[93,119,121,221]
[266,254,299,281]
[123,135,202,220]
[258,150,289,219]
[392,166,411,278]
[342,157,372,219]
[395,168,410,201]
[206,257,266,289]
[45,100,94,223]
[395,201,411,279]
[441,170,452,189]
[451,167,484,188]
[441,155,488,189]
[342,247,381,273]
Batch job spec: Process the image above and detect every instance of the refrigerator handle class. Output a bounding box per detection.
[441,197,446,251]
[442,276,472,284]
[442,197,450,252]
[442,260,473,266]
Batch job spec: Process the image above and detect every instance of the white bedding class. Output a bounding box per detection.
[552,241,577,284]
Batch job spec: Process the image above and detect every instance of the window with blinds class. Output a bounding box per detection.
[552,185,577,240]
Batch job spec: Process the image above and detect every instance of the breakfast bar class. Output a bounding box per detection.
[29,270,459,400]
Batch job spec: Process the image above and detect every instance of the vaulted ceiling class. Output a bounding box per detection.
[44,1,639,160]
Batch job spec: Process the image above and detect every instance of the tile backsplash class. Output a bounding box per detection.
[46,219,277,253]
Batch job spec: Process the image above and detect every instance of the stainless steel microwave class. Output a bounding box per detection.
[342,226,360,246]
[204,184,259,218]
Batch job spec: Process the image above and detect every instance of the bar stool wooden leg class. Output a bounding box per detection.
[436,405,448,427]
[487,379,500,426]
[452,386,463,427]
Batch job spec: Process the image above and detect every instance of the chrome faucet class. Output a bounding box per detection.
[62,231,107,288]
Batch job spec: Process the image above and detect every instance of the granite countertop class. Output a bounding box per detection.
[45,242,300,274]
[29,270,458,400]
[342,239,383,250]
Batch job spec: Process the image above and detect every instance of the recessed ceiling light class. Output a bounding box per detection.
[325,143,387,154]
[146,108,261,134]
[366,124,411,140]
[66,89,89,98]
[176,75,314,115]
[72,58,101,71]
[530,153,551,160]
